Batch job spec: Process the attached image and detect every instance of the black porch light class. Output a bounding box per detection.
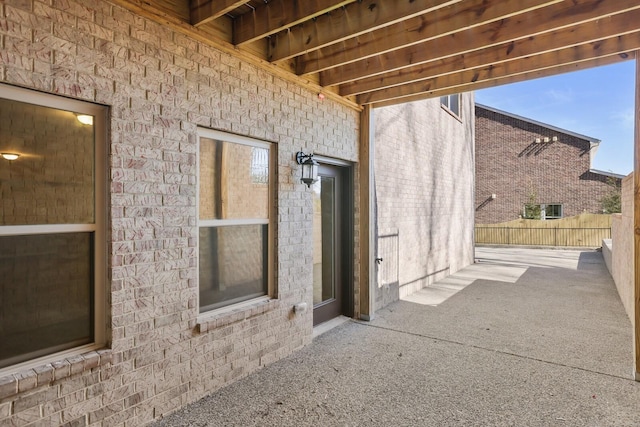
[296,151,319,188]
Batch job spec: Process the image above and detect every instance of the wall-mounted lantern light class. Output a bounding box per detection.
[1,153,20,161]
[296,151,319,188]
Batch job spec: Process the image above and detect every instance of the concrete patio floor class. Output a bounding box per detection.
[153,247,639,426]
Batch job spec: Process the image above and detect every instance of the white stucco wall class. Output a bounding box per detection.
[373,95,476,309]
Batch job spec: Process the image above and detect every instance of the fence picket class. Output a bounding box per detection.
[474,227,610,247]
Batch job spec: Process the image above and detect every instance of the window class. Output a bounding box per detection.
[198,129,273,313]
[543,204,563,220]
[440,93,461,117]
[523,203,563,220]
[0,84,105,371]
[250,146,269,184]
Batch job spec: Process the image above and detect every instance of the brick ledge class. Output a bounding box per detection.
[0,348,112,401]
[197,298,279,333]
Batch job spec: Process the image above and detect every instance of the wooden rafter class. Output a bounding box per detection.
[234,0,355,46]
[267,0,462,62]
[317,0,640,86]
[370,55,629,108]
[357,35,640,105]
[116,0,640,108]
[634,50,640,381]
[341,8,640,97]
[190,0,247,27]
[300,0,560,78]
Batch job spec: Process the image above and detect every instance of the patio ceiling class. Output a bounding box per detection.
[115,0,640,108]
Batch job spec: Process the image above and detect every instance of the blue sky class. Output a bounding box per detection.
[475,60,635,176]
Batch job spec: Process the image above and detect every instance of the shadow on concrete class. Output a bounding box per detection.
[153,247,638,427]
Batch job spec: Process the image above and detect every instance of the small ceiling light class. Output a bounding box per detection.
[1,153,20,160]
[295,151,319,188]
[76,114,94,125]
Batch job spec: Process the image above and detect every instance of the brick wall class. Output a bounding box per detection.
[0,0,359,425]
[475,105,619,224]
[373,96,476,309]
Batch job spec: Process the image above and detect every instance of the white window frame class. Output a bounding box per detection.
[197,128,275,316]
[522,203,563,220]
[440,93,462,118]
[542,204,563,220]
[0,83,106,375]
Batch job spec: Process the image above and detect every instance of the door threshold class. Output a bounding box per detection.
[312,315,351,339]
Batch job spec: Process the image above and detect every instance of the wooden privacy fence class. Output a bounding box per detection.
[475,227,611,247]
[476,213,612,247]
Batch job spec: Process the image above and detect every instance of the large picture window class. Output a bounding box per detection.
[0,84,105,371]
[198,129,273,313]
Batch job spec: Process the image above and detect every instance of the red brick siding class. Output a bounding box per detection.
[475,106,619,224]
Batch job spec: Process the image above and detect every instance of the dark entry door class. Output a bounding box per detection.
[312,163,351,326]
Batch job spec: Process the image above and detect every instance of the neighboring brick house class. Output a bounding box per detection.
[0,2,475,425]
[475,104,624,224]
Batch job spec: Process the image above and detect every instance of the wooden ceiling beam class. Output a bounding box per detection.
[318,0,640,86]
[267,0,462,62]
[120,0,640,111]
[358,35,640,105]
[371,55,629,108]
[301,0,559,77]
[341,8,640,96]
[190,0,247,27]
[233,0,355,46]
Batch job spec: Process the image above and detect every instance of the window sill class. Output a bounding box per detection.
[440,105,463,122]
[197,297,279,333]
[0,348,112,400]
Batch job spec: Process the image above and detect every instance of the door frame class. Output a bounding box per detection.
[312,156,354,324]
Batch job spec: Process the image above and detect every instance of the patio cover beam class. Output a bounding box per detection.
[234,0,356,46]
[190,0,246,26]
[317,0,640,86]
[357,37,640,105]
[341,9,640,97]
[268,0,462,63]
[115,0,640,107]
[359,105,375,321]
[303,0,560,78]
[634,55,640,381]
[369,55,623,109]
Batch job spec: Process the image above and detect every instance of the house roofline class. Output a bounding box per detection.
[589,169,627,180]
[475,103,601,145]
